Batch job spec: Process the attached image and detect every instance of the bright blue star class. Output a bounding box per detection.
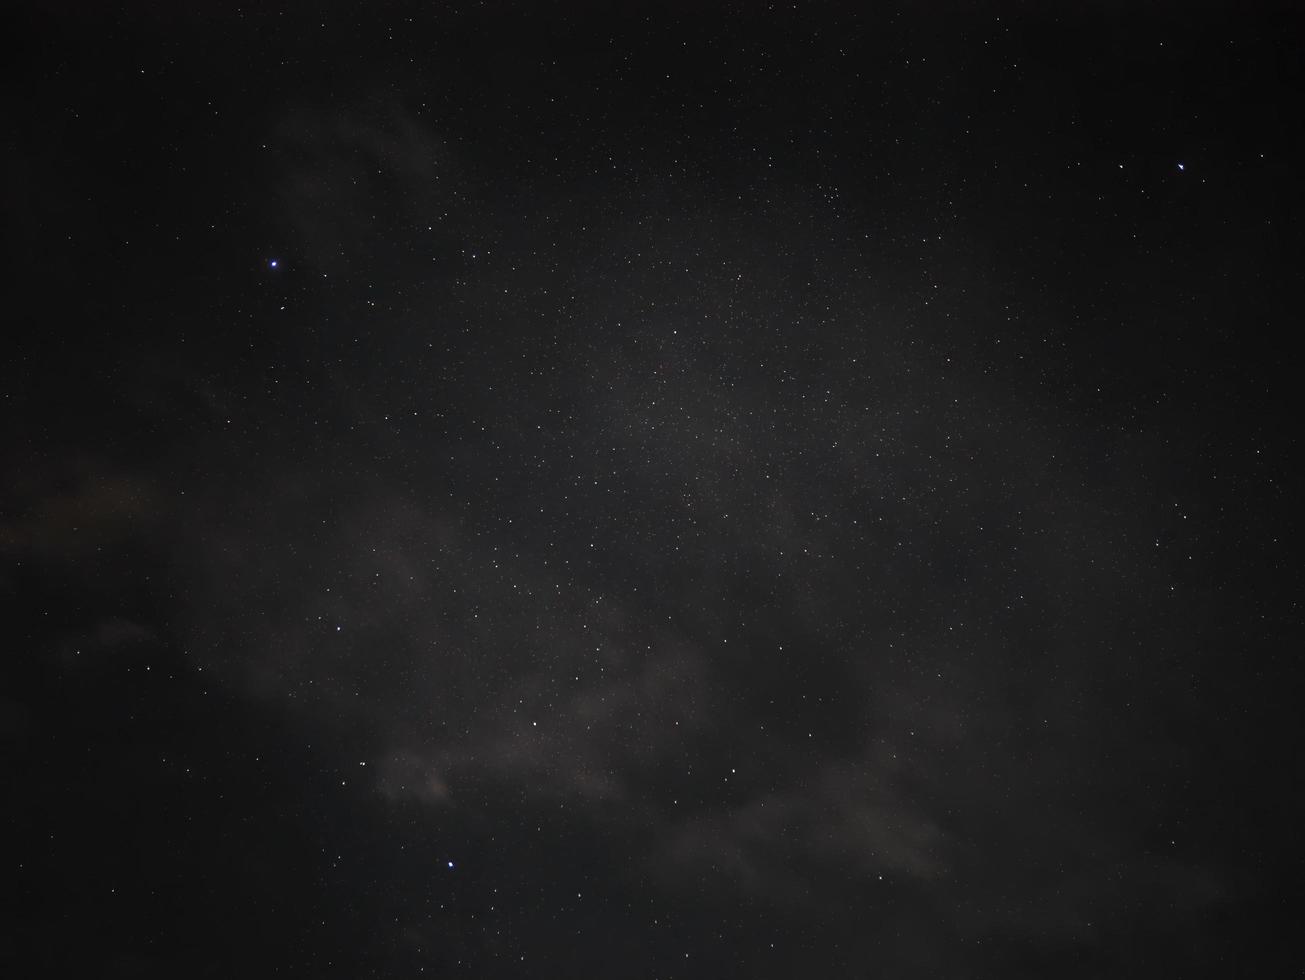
[269,259,279,269]
[1176,163,1185,172]
[447,861,455,869]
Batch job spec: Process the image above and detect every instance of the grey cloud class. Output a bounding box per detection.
[273,95,460,274]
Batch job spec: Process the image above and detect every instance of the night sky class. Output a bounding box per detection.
[3,2,1301,977]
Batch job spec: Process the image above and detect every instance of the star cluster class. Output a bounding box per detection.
[3,2,1299,977]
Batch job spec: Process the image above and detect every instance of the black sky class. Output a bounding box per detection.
[2,2,1301,977]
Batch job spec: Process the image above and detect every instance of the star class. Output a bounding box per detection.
[269,259,279,269]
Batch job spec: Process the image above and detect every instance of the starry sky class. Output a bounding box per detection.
[2,2,1301,977]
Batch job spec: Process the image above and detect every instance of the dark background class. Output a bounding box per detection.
[2,2,1300,976]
